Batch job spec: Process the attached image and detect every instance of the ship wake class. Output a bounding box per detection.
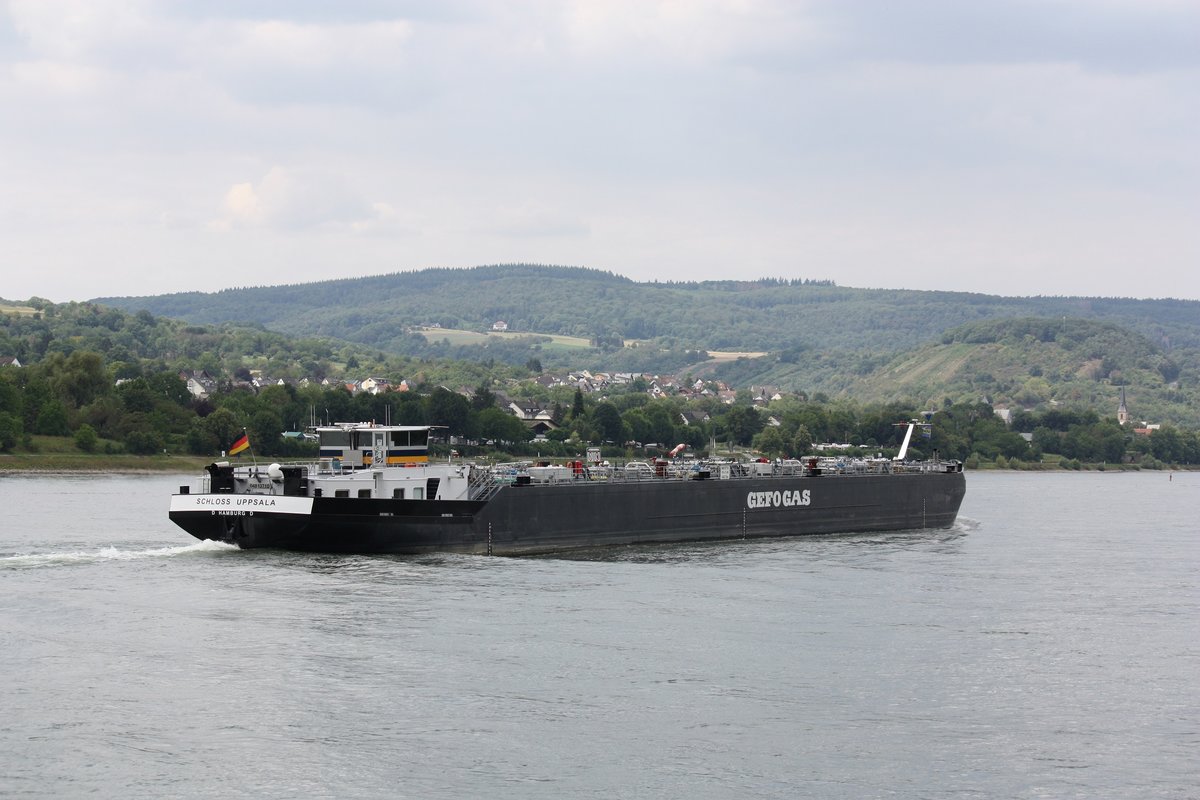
[0,539,237,570]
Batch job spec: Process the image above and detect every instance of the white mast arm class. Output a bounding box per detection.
[894,421,915,461]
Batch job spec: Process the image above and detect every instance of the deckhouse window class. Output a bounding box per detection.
[321,430,351,448]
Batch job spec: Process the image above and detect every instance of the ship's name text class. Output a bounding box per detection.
[193,496,278,508]
[746,489,811,509]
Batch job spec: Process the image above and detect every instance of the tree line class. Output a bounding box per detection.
[3,348,1197,468]
[3,298,1197,466]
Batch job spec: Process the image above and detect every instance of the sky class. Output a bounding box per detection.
[1,0,1198,303]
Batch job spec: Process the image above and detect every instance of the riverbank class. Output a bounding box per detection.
[0,453,211,473]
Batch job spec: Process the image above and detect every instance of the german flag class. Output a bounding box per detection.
[228,433,250,456]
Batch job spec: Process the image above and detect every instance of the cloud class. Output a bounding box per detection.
[562,0,822,65]
[487,202,591,239]
[350,203,423,237]
[803,0,1200,73]
[6,0,155,61]
[214,167,375,231]
[9,58,103,93]
[0,0,1197,302]
[198,18,417,106]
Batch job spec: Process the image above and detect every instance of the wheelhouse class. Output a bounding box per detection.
[316,423,430,469]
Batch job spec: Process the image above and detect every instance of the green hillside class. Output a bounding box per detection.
[94,263,1200,354]
[87,265,1200,426]
[707,318,1196,427]
[4,294,1199,467]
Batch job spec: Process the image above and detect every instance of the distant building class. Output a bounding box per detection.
[360,377,391,395]
[506,400,558,436]
[0,356,22,368]
[179,369,216,399]
[491,321,509,332]
[1117,387,1130,426]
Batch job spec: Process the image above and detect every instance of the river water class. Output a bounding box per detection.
[1,471,1196,799]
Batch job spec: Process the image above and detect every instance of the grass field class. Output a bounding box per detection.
[415,327,595,348]
[0,435,210,472]
[414,327,767,361]
[705,351,769,361]
[0,452,211,472]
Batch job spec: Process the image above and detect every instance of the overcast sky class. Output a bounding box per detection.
[2,0,1197,303]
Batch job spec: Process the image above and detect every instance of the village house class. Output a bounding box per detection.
[179,369,216,399]
[505,398,559,437]
[359,377,391,395]
[750,385,784,405]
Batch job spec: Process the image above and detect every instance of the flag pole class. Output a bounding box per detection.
[244,427,258,466]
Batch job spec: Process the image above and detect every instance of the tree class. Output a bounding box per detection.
[118,378,156,413]
[591,402,625,444]
[1149,426,1187,464]
[0,411,21,451]
[789,425,813,456]
[752,427,786,456]
[74,423,99,452]
[642,403,677,446]
[570,388,586,420]
[1015,377,1052,406]
[426,387,470,435]
[185,419,219,455]
[476,407,530,444]
[249,409,284,456]
[622,409,651,445]
[147,372,192,406]
[722,405,763,446]
[50,351,109,407]
[34,399,70,436]
[203,407,243,453]
[0,373,22,416]
[471,381,497,411]
[123,428,163,455]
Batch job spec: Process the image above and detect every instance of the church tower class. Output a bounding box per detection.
[1117,387,1130,426]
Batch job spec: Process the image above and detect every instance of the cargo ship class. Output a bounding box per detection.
[168,421,965,555]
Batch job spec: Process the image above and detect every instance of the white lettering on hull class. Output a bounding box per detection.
[170,494,314,515]
[745,488,811,509]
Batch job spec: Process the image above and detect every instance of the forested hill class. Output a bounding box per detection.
[93,264,1200,356]
[708,316,1199,428]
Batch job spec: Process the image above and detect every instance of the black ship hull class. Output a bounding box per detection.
[170,469,966,556]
